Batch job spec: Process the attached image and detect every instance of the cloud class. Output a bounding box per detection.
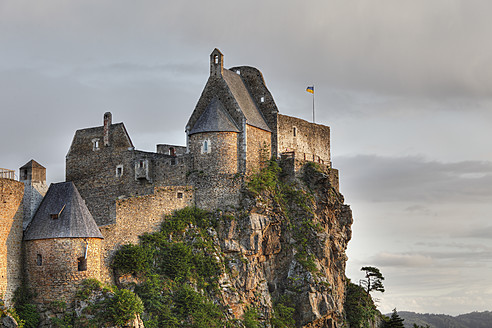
[370,252,433,267]
[337,155,492,203]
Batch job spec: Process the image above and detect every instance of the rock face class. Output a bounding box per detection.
[214,162,353,327]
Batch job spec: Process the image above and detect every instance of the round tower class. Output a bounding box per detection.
[24,182,103,304]
[187,97,240,175]
[0,175,24,307]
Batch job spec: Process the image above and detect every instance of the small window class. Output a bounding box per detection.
[177,192,183,199]
[260,96,265,103]
[293,127,297,137]
[139,160,144,168]
[92,138,100,151]
[214,55,219,64]
[202,139,210,154]
[116,165,123,178]
[51,213,59,219]
[236,69,240,75]
[169,147,176,156]
[78,257,87,271]
[37,254,42,266]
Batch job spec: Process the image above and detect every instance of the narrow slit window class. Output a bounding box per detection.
[78,257,87,271]
[293,127,297,137]
[37,254,42,266]
[203,140,208,153]
[116,165,123,178]
[177,192,183,199]
[260,96,265,103]
[214,55,219,64]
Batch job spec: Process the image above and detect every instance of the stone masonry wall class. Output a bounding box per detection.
[22,181,48,229]
[0,178,24,306]
[99,186,194,283]
[67,123,188,226]
[277,114,331,166]
[245,125,271,175]
[189,132,239,175]
[24,237,102,304]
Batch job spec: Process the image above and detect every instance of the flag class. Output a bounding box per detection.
[306,86,314,94]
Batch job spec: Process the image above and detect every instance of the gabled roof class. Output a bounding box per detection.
[189,97,240,135]
[222,69,271,132]
[20,160,45,170]
[24,181,103,241]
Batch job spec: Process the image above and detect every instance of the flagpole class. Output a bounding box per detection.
[312,84,315,123]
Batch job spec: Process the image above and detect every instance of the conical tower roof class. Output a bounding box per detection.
[24,181,103,240]
[189,97,240,135]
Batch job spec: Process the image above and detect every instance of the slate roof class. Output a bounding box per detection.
[222,69,271,132]
[20,160,45,170]
[24,181,103,241]
[189,97,240,135]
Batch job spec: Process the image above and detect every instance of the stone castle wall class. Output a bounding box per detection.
[67,124,188,226]
[0,178,24,306]
[189,132,239,175]
[277,114,331,166]
[245,125,271,175]
[24,237,102,304]
[22,181,48,229]
[99,186,194,283]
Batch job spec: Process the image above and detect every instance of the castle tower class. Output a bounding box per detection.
[0,175,24,306]
[19,160,48,230]
[24,182,103,304]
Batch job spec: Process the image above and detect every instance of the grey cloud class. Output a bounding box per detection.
[371,252,433,267]
[337,155,492,203]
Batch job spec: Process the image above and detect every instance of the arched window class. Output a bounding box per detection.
[203,140,208,152]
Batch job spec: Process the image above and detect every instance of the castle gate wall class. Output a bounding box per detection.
[99,186,194,283]
[0,178,24,306]
[245,125,271,175]
[277,114,331,165]
[24,237,102,304]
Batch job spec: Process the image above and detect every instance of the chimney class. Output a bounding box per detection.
[103,112,112,146]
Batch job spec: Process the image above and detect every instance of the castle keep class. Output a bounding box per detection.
[1,49,337,307]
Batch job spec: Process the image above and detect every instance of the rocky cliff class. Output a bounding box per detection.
[112,160,353,327]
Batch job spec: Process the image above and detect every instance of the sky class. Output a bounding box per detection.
[1,0,491,316]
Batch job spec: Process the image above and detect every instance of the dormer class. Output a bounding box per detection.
[210,48,224,77]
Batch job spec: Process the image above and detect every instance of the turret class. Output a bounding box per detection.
[19,160,48,229]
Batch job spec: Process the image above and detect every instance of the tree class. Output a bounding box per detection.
[360,266,385,297]
[384,308,405,328]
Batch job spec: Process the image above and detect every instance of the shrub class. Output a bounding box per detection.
[107,289,144,326]
[111,243,153,276]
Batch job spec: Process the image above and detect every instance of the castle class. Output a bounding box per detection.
[0,49,337,307]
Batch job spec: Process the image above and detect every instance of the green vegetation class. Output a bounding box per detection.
[383,309,405,328]
[11,284,39,328]
[111,207,227,327]
[344,281,380,328]
[271,296,296,328]
[242,307,260,328]
[108,289,144,326]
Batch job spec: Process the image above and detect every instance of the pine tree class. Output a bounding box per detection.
[385,308,405,328]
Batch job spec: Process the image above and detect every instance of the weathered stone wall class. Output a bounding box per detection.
[0,178,24,306]
[277,114,331,166]
[99,186,194,283]
[22,181,48,229]
[67,122,188,226]
[189,132,239,175]
[245,125,271,175]
[24,237,102,304]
